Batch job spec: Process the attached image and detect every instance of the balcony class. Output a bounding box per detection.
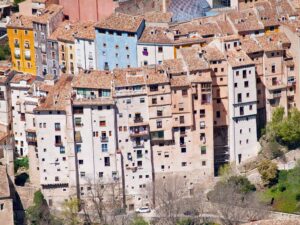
[130,130,148,137]
[133,142,144,148]
[14,54,20,59]
[134,117,143,123]
[101,136,108,142]
[26,133,37,144]
[14,42,20,48]
[267,90,281,99]
[25,55,31,60]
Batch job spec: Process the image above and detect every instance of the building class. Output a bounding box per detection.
[58,0,118,22]
[7,14,36,75]
[10,74,36,157]
[71,70,122,202]
[74,22,97,72]
[227,49,259,164]
[18,0,59,16]
[114,68,153,210]
[32,4,64,77]
[95,13,145,71]
[137,27,174,67]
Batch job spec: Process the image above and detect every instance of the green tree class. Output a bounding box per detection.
[227,176,256,193]
[257,159,278,186]
[14,157,29,173]
[130,216,148,225]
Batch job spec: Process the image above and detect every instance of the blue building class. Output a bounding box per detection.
[95,13,145,71]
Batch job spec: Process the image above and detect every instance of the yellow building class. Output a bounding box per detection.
[7,14,36,75]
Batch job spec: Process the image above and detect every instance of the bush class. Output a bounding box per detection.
[258,159,278,186]
[227,176,256,193]
[278,184,286,192]
[14,157,29,173]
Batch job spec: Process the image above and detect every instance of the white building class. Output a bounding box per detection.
[10,74,35,157]
[227,50,259,164]
[71,70,122,197]
[34,75,76,208]
[138,27,174,67]
[75,23,97,73]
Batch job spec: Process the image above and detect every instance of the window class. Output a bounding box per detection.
[55,176,59,181]
[200,109,205,118]
[150,85,158,92]
[216,111,220,118]
[60,146,65,154]
[75,118,82,126]
[202,161,206,166]
[243,70,247,78]
[156,120,162,129]
[181,162,187,167]
[157,110,163,117]
[237,93,242,103]
[100,120,106,126]
[104,157,110,166]
[249,105,253,110]
[179,116,184,124]
[79,160,84,165]
[55,136,62,146]
[20,113,25,121]
[244,81,249,88]
[99,172,103,178]
[272,65,276,73]
[152,98,157,104]
[201,146,206,154]
[74,107,83,114]
[80,172,85,177]
[158,46,163,53]
[240,107,244,115]
[55,123,61,131]
[182,89,188,96]
[181,148,186,153]
[137,161,143,167]
[76,144,81,153]
[140,98,145,103]
[102,144,108,152]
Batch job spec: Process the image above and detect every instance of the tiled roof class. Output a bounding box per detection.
[72,70,113,89]
[144,11,173,23]
[32,4,63,24]
[95,13,144,33]
[255,32,290,51]
[7,14,34,29]
[35,75,73,111]
[179,46,209,72]
[162,59,186,75]
[139,27,173,44]
[10,74,35,84]
[145,69,169,85]
[170,76,190,87]
[114,68,146,87]
[255,1,279,27]
[202,45,225,61]
[226,49,254,67]
[240,37,263,54]
[227,9,264,32]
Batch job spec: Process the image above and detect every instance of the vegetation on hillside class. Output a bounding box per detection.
[257,159,278,186]
[14,157,29,173]
[261,161,300,213]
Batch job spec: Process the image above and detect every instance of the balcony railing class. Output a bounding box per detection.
[130,130,148,137]
[55,141,63,147]
[133,143,144,148]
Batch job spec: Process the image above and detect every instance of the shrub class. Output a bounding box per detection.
[258,159,278,186]
[227,176,256,193]
[278,184,286,192]
[295,193,300,201]
[14,157,29,173]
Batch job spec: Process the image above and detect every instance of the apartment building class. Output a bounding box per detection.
[32,4,63,77]
[137,27,174,67]
[114,68,153,210]
[10,74,36,157]
[7,14,36,75]
[227,49,259,164]
[49,21,86,75]
[34,75,76,208]
[95,13,145,71]
[71,70,122,200]
[74,23,97,72]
